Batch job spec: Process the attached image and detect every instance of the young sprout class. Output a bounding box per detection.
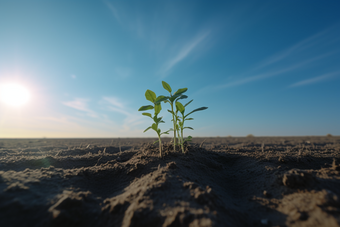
[175,100,208,153]
[161,81,188,152]
[138,81,208,156]
[138,89,169,157]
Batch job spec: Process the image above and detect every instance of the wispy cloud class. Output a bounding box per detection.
[289,71,340,88]
[104,0,145,38]
[104,1,212,79]
[218,51,338,88]
[62,98,98,118]
[102,96,124,108]
[61,96,144,135]
[0,108,122,137]
[101,96,143,128]
[192,24,340,98]
[160,31,210,77]
[253,27,334,71]
[104,1,121,23]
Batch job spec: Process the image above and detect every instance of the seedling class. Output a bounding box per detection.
[161,81,188,151]
[138,89,169,157]
[175,100,208,153]
[138,81,208,156]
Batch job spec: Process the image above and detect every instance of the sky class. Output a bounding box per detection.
[0,0,339,138]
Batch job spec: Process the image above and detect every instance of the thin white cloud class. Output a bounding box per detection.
[289,71,340,88]
[101,96,143,125]
[253,28,332,71]
[61,96,145,135]
[219,51,337,88]
[104,1,213,79]
[102,96,124,108]
[107,106,130,116]
[71,74,76,79]
[63,98,89,112]
[104,1,121,23]
[62,98,98,118]
[0,107,123,137]
[161,31,210,77]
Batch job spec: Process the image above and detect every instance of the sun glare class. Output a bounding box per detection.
[0,83,31,107]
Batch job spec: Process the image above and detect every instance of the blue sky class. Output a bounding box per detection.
[0,0,339,138]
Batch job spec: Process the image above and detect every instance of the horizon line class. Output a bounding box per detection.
[0,135,338,139]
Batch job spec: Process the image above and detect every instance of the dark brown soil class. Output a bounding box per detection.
[0,136,340,227]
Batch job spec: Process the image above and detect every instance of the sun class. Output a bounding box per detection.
[0,83,31,107]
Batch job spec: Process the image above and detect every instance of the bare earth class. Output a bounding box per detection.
[0,136,339,227]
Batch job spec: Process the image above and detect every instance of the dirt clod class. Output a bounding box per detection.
[282,169,315,188]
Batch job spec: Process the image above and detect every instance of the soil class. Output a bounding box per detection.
[0,136,340,227]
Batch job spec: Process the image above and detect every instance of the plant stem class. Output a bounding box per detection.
[180,128,185,153]
[171,104,176,152]
[158,135,162,157]
[177,126,181,150]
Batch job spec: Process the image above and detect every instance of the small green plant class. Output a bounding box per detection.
[161,81,188,152]
[175,100,208,153]
[138,89,169,157]
[138,81,208,156]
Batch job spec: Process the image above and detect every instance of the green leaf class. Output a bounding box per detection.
[162,81,172,93]
[186,118,194,120]
[154,103,162,115]
[143,126,152,132]
[173,88,188,96]
[157,129,161,134]
[161,131,169,135]
[145,89,156,103]
[169,94,180,103]
[154,116,163,123]
[184,99,193,107]
[176,95,188,101]
[151,123,158,131]
[184,135,192,142]
[155,95,169,104]
[138,105,154,111]
[184,127,194,130]
[153,140,159,144]
[185,107,208,118]
[167,109,175,115]
[175,101,185,114]
[142,113,152,118]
